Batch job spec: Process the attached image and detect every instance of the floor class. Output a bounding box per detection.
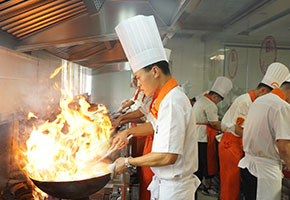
[197,191,218,200]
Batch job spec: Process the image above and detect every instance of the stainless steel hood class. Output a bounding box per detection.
[0,0,199,70]
[1,0,290,74]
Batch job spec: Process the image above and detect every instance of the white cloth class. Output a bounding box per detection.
[221,92,253,137]
[239,92,290,200]
[115,15,167,73]
[193,95,218,142]
[242,93,290,161]
[239,154,283,200]
[210,76,233,98]
[129,90,145,111]
[261,62,289,88]
[139,95,153,117]
[147,112,157,132]
[149,86,200,199]
[148,174,200,200]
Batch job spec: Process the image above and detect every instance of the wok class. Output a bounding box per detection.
[30,173,111,199]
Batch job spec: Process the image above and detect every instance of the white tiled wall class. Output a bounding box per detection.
[90,35,290,114]
[91,71,135,111]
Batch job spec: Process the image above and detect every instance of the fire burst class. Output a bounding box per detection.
[22,95,112,182]
[19,64,113,183]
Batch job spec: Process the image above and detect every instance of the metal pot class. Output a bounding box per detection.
[30,173,111,199]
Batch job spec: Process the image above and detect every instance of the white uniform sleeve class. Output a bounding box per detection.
[204,104,218,122]
[152,97,186,155]
[221,111,234,133]
[139,96,153,116]
[235,101,250,128]
[139,103,149,116]
[147,112,157,131]
[274,105,290,140]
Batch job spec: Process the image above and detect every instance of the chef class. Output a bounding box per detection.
[238,71,290,200]
[111,15,200,200]
[113,48,171,200]
[219,62,289,200]
[193,76,232,195]
[114,89,154,200]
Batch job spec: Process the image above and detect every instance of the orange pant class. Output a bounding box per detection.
[219,132,243,200]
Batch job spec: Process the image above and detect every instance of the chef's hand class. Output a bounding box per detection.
[114,157,128,176]
[110,129,129,150]
[112,116,122,129]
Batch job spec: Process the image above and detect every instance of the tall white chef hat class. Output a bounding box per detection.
[261,62,289,88]
[165,48,171,60]
[115,15,168,73]
[210,76,233,98]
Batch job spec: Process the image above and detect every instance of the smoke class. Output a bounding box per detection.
[17,52,62,122]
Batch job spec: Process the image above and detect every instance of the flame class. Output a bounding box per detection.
[20,95,113,182]
[28,112,38,119]
[33,187,48,200]
[49,65,64,79]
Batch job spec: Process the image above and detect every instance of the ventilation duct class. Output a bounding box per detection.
[84,0,106,14]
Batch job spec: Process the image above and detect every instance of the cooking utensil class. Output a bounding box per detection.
[30,173,111,199]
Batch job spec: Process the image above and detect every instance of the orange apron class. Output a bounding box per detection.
[196,123,219,176]
[139,78,178,200]
[219,132,243,200]
[219,90,255,200]
[139,86,159,200]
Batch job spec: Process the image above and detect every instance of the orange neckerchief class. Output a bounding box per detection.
[141,94,146,102]
[271,88,286,100]
[204,93,215,103]
[133,88,146,102]
[150,78,178,119]
[133,89,141,101]
[248,90,256,102]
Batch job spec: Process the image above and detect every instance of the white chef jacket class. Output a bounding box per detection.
[139,95,153,121]
[149,87,200,200]
[239,92,290,200]
[221,92,253,137]
[193,95,218,142]
[130,90,146,111]
[151,87,198,179]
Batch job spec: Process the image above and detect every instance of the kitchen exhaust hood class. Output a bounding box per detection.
[0,0,199,72]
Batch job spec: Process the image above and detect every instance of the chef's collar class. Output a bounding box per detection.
[270,88,286,100]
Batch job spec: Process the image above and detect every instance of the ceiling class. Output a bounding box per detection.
[1,0,290,70]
